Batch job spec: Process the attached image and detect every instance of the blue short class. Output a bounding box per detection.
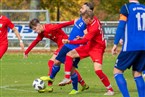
[114,51,145,72]
[56,45,80,68]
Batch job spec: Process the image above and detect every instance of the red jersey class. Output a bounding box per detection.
[25,21,74,54]
[85,17,106,49]
[70,17,106,49]
[0,15,14,45]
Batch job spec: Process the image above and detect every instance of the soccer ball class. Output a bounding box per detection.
[32,78,45,90]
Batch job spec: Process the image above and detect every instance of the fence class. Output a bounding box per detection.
[2,10,118,49]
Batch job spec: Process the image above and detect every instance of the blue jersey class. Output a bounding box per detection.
[65,17,86,49]
[120,2,145,51]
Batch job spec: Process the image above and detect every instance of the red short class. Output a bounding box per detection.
[0,43,8,59]
[76,44,105,64]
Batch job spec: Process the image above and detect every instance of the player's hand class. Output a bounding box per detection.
[62,39,70,44]
[75,36,82,40]
[119,39,123,45]
[112,45,118,55]
[19,41,25,51]
[84,29,88,35]
[23,53,28,58]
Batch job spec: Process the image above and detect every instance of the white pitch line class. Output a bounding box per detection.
[0,84,36,93]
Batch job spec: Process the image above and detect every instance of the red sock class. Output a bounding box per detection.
[64,56,73,79]
[47,60,54,86]
[75,70,85,86]
[95,70,113,91]
[48,60,54,76]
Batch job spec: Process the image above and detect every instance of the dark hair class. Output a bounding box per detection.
[82,10,94,20]
[29,18,40,29]
[84,2,94,11]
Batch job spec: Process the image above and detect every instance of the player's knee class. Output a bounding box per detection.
[133,71,142,77]
[54,59,61,65]
[67,51,75,57]
[94,62,102,70]
[113,67,123,74]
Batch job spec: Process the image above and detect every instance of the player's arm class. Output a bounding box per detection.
[112,5,128,55]
[48,20,74,30]
[67,28,98,44]
[12,27,24,51]
[24,35,43,58]
[6,17,25,51]
[114,14,127,45]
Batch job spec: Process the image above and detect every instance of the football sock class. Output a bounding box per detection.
[47,60,54,86]
[75,69,85,86]
[71,73,78,91]
[134,76,145,97]
[50,64,60,79]
[114,73,130,97]
[65,56,73,79]
[95,70,113,91]
[48,60,54,76]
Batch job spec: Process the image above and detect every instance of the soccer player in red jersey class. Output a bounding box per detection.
[24,19,87,92]
[0,15,24,59]
[62,10,114,95]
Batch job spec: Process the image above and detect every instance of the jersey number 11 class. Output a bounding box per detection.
[136,12,145,31]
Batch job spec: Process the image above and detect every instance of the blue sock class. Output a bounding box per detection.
[114,73,130,97]
[143,71,145,74]
[71,73,78,91]
[50,65,60,79]
[134,76,145,97]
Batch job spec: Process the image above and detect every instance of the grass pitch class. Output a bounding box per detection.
[0,50,139,97]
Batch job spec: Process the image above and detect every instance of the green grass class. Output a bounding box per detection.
[0,51,139,97]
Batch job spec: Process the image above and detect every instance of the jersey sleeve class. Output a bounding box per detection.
[24,34,43,55]
[120,4,129,17]
[48,20,74,31]
[85,28,99,41]
[69,38,88,44]
[114,4,128,45]
[6,17,14,29]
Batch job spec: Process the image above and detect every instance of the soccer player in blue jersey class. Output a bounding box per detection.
[40,2,94,94]
[112,0,145,97]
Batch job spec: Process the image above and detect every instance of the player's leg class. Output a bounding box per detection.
[74,69,89,91]
[41,46,69,81]
[133,71,145,97]
[59,46,89,88]
[59,49,80,86]
[40,55,60,81]
[133,52,145,97]
[90,48,114,95]
[40,56,62,82]
[114,68,130,97]
[73,58,89,91]
[46,54,56,85]
[0,44,8,59]
[39,57,61,93]
[64,45,89,82]
[38,54,56,93]
[113,51,138,97]
[94,62,114,95]
[69,66,79,94]
[49,45,71,80]
[59,57,89,91]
